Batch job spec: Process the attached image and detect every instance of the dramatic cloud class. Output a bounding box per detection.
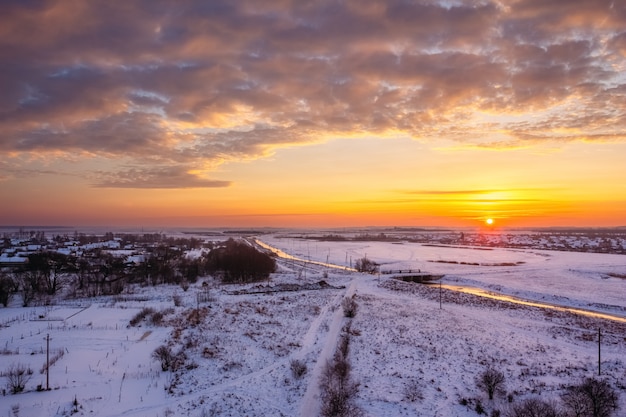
[92,165,231,189]
[1,0,625,188]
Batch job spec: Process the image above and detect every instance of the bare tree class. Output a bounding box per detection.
[507,397,563,417]
[152,345,173,371]
[561,378,619,417]
[319,358,362,417]
[476,366,505,400]
[354,257,378,273]
[0,272,16,307]
[4,363,33,394]
[27,252,75,295]
[319,329,363,417]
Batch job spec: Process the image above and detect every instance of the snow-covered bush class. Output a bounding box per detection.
[353,257,379,273]
[319,325,362,417]
[290,359,307,379]
[476,366,506,400]
[342,297,358,318]
[319,357,362,417]
[152,345,173,371]
[506,397,562,417]
[129,307,155,326]
[4,363,33,394]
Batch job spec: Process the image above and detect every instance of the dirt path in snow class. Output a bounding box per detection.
[298,277,359,417]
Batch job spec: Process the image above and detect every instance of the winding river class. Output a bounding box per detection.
[255,238,626,324]
[435,283,626,323]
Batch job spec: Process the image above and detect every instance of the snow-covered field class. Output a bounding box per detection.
[1,234,625,416]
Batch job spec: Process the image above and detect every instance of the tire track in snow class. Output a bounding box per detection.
[298,277,359,417]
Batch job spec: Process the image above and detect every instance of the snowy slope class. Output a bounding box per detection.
[1,235,625,416]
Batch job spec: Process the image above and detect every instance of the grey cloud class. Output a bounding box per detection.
[0,158,75,181]
[92,165,232,189]
[8,112,168,156]
[1,0,626,187]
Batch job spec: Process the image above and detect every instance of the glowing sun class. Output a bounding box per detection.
[486,218,494,225]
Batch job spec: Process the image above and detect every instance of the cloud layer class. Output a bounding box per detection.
[1,0,625,187]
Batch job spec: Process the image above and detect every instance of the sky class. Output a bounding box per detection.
[1,0,625,229]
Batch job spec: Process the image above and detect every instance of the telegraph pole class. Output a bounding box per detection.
[598,328,601,376]
[45,333,50,390]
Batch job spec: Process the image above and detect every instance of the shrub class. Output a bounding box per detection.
[403,379,424,402]
[130,307,155,326]
[290,359,307,379]
[150,311,165,326]
[320,381,363,417]
[476,366,505,400]
[4,363,33,394]
[318,331,363,417]
[342,297,358,318]
[561,378,619,417]
[507,397,562,417]
[152,345,173,371]
[354,257,379,273]
[171,350,188,372]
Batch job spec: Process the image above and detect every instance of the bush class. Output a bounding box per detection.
[152,345,173,371]
[290,359,307,379]
[150,311,165,326]
[475,400,485,415]
[320,381,363,417]
[507,398,562,417]
[130,307,155,326]
[342,297,358,318]
[561,378,619,417]
[319,358,362,417]
[318,330,363,417]
[476,366,505,400]
[4,363,33,394]
[403,379,424,402]
[354,257,379,273]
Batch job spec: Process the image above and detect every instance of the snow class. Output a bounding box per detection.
[1,234,625,417]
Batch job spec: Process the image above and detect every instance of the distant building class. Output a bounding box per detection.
[0,254,28,267]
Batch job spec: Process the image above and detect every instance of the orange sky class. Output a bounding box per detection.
[1,1,625,228]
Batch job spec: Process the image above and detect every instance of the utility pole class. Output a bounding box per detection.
[45,333,50,390]
[598,328,601,376]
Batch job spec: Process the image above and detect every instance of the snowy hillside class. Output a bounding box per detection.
[1,233,625,416]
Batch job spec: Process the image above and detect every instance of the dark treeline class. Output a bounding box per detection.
[0,235,275,307]
[204,239,276,283]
